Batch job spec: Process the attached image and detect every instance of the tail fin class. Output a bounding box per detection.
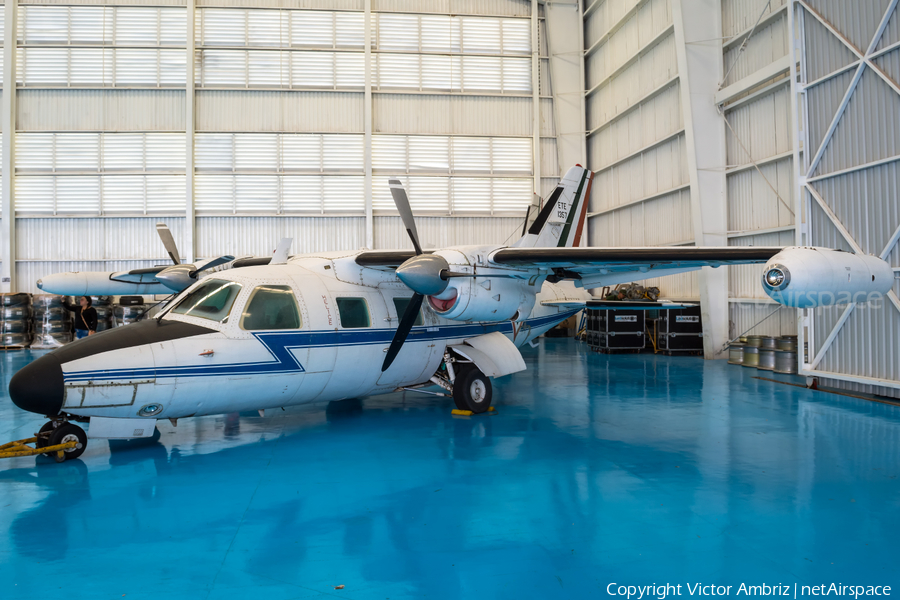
[514,165,592,248]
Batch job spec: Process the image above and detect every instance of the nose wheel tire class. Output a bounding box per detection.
[452,366,493,414]
[44,423,87,462]
[35,421,56,450]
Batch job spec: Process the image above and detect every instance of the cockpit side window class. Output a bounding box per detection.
[170,279,243,322]
[240,285,302,331]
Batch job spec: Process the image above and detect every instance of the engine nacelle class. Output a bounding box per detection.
[761,247,895,308]
[429,276,537,322]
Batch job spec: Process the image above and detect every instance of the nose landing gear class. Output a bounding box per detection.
[31,419,88,462]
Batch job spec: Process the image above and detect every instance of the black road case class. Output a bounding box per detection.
[586,304,645,352]
[657,306,703,352]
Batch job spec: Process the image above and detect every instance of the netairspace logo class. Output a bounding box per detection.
[606,584,892,600]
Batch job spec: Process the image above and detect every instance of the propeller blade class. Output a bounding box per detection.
[193,255,236,273]
[382,293,424,372]
[388,179,423,255]
[156,223,181,265]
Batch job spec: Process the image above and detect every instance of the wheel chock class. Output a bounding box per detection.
[451,407,496,416]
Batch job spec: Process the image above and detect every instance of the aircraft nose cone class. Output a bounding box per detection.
[9,354,64,416]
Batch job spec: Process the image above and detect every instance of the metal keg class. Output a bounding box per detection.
[777,336,798,352]
[757,348,776,371]
[760,336,777,350]
[774,349,799,374]
[745,335,764,348]
[742,345,760,367]
[728,343,745,365]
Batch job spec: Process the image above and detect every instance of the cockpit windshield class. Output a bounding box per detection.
[170,278,243,322]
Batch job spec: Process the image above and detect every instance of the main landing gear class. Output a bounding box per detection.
[452,365,493,413]
[425,352,493,414]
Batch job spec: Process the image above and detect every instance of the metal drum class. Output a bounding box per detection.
[757,348,776,371]
[760,336,778,350]
[774,349,799,374]
[728,343,745,365]
[742,345,760,367]
[745,335,765,348]
[777,336,798,352]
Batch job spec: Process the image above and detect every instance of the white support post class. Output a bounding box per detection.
[788,0,809,371]
[672,0,729,359]
[1,0,17,292]
[531,0,542,197]
[185,0,196,263]
[364,0,373,249]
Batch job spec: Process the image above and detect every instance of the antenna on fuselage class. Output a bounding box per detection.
[271,238,293,265]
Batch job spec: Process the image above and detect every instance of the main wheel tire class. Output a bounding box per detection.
[45,423,87,462]
[452,366,493,414]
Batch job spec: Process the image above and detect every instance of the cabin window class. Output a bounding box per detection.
[170,279,242,322]
[392,297,424,326]
[336,297,371,328]
[240,285,302,331]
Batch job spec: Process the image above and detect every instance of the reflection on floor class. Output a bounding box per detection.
[1,338,898,599]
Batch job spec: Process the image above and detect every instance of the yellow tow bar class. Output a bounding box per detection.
[0,436,79,463]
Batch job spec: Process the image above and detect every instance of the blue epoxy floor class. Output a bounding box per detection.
[1,339,899,599]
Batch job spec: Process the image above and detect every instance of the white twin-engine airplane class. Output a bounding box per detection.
[10,165,895,461]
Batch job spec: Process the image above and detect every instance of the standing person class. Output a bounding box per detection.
[63,295,98,339]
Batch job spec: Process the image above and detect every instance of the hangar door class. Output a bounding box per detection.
[792,0,900,398]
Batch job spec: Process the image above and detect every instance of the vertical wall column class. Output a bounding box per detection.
[544,1,587,183]
[672,0,729,358]
[185,0,196,263]
[531,0,541,196]
[1,0,17,292]
[364,0,373,249]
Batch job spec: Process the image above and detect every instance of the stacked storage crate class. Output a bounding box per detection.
[32,295,72,348]
[1,293,34,348]
[114,296,149,326]
[655,306,704,354]
[584,301,646,353]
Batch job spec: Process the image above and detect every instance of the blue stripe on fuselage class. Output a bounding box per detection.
[62,310,578,383]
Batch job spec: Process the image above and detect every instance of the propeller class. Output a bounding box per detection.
[154,223,234,292]
[381,180,473,371]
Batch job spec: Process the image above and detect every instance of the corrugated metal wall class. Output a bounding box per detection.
[583,0,697,298]
[5,0,558,293]
[796,0,900,398]
[582,0,799,335]
[721,0,797,338]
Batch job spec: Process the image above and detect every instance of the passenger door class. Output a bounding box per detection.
[326,292,386,399]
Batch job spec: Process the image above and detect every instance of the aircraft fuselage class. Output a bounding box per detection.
[12,248,585,423]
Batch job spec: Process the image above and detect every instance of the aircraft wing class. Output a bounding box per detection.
[356,246,783,287]
[490,246,783,288]
[489,246,782,268]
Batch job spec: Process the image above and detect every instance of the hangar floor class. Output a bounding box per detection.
[1,338,898,599]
